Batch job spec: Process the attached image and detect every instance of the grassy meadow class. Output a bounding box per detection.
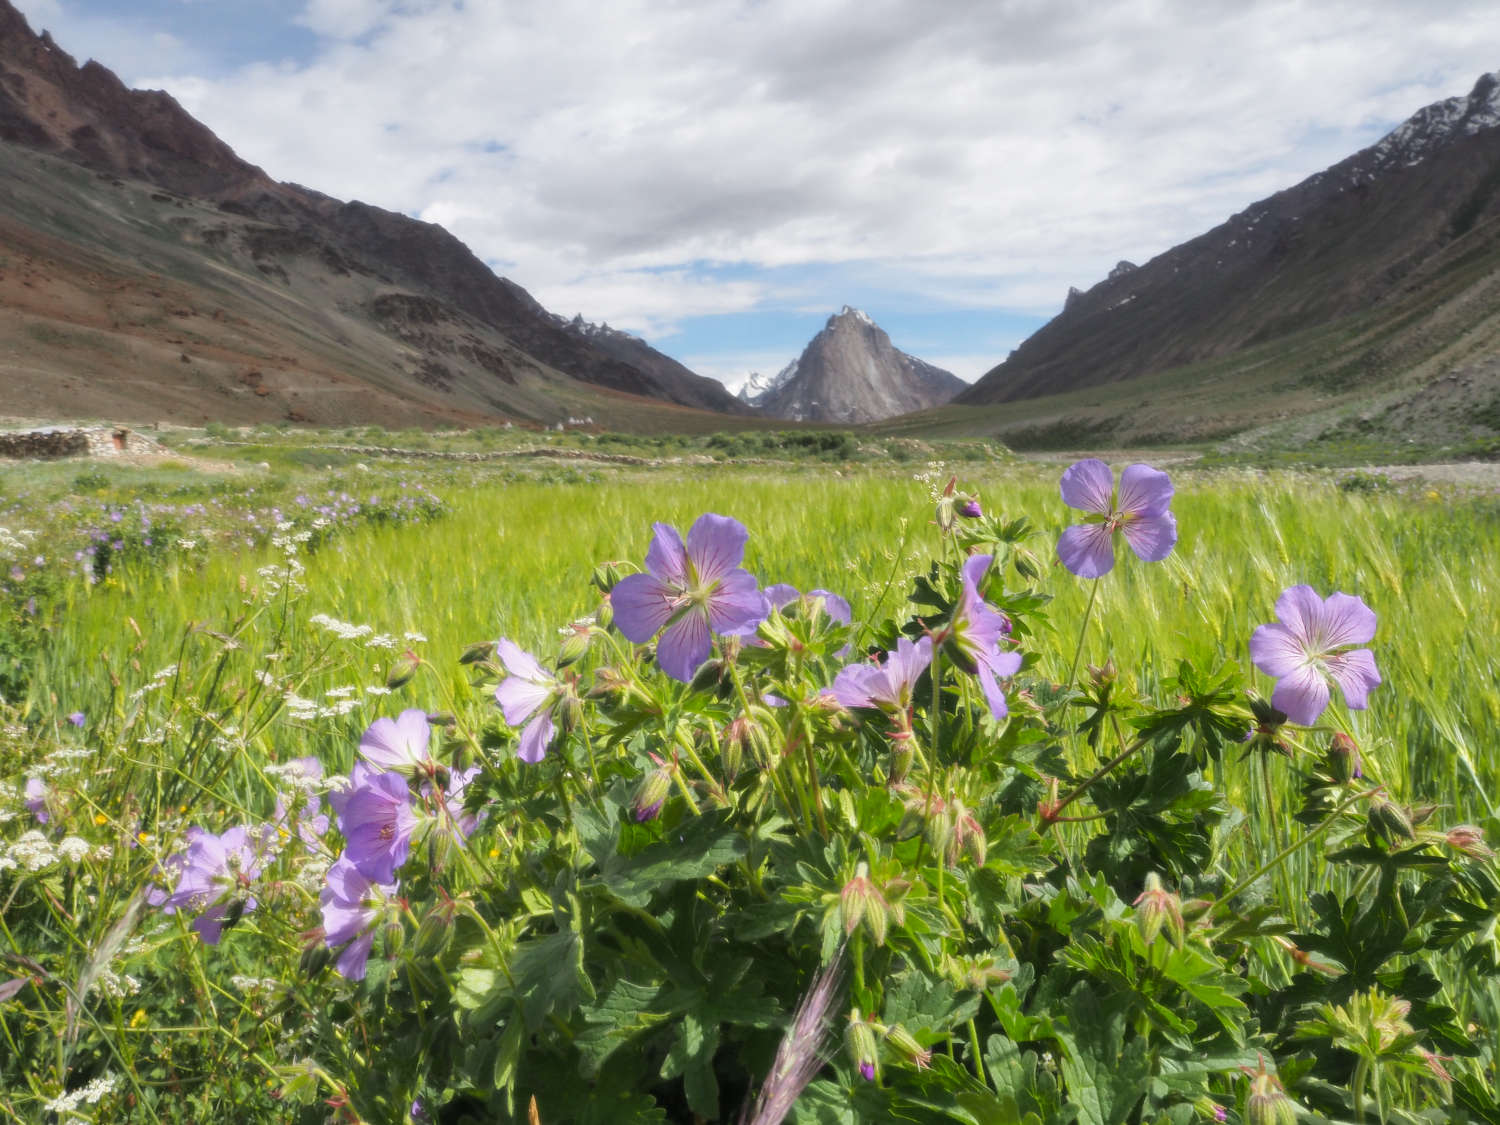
[4,432,1500,1121]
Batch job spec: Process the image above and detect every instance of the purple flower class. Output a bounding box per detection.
[66,711,85,729]
[358,709,434,775]
[24,777,48,824]
[158,826,264,944]
[426,764,482,838]
[1249,586,1381,726]
[766,584,853,625]
[494,640,560,764]
[833,637,932,714]
[1056,460,1177,578]
[320,856,395,981]
[948,555,1022,720]
[958,499,983,519]
[333,763,417,883]
[611,513,769,682]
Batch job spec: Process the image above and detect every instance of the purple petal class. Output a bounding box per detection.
[765,583,800,610]
[1117,464,1174,519]
[611,572,678,643]
[644,521,688,585]
[495,674,551,727]
[1325,648,1381,711]
[1121,512,1177,563]
[893,636,933,685]
[832,663,882,710]
[1057,523,1116,578]
[1059,459,1114,515]
[496,639,546,681]
[517,712,556,764]
[1270,663,1330,727]
[1249,623,1306,678]
[808,588,852,625]
[977,661,1008,720]
[656,611,712,682]
[1321,592,1377,648]
[1272,586,1325,646]
[335,931,376,980]
[706,569,768,636]
[685,513,749,584]
[961,553,994,595]
[358,709,431,771]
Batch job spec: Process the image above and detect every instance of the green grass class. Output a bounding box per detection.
[26,461,1500,814]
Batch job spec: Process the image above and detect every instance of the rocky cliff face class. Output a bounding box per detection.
[961,70,1500,405]
[742,307,966,423]
[0,0,748,421]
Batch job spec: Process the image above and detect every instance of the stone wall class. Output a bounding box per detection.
[0,427,161,460]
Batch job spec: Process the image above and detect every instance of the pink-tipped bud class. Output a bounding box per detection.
[840,863,889,945]
[1244,1060,1296,1125]
[386,650,421,689]
[1133,873,1185,949]
[1445,824,1494,859]
[1327,731,1363,783]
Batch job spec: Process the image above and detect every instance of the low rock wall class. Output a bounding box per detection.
[0,427,161,460]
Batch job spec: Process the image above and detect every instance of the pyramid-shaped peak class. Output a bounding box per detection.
[830,305,878,329]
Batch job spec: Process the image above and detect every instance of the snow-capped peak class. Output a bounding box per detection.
[738,359,800,404]
[1367,70,1500,170]
[834,305,876,327]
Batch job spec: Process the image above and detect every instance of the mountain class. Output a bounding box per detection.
[954,71,1500,448]
[0,1,751,427]
[742,306,966,423]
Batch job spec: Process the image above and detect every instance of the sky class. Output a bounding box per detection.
[11,1,1499,392]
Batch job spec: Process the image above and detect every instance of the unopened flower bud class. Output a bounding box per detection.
[1445,824,1495,859]
[557,622,592,667]
[595,595,614,630]
[386,650,421,689]
[840,862,889,945]
[1193,1096,1228,1122]
[954,805,986,867]
[459,640,497,666]
[1013,547,1042,581]
[888,736,914,785]
[845,1011,879,1081]
[414,905,455,959]
[591,562,623,594]
[1086,659,1117,688]
[1327,732,1363,783]
[882,1023,932,1070]
[958,498,982,519]
[632,766,673,823]
[1133,872,1185,948]
[384,919,405,959]
[1368,795,1415,843]
[1245,1062,1296,1125]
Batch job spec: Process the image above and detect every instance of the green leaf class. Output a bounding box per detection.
[1055,985,1151,1125]
[602,810,749,907]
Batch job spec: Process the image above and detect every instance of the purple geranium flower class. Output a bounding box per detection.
[425,764,482,839]
[833,636,932,715]
[948,555,1022,719]
[765,584,853,625]
[333,763,417,883]
[66,711,85,729]
[1249,586,1381,726]
[358,709,434,775]
[494,640,560,764]
[320,856,395,981]
[24,777,48,825]
[1056,460,1177,578]
[158,826,265,944]
[611,514,769,682]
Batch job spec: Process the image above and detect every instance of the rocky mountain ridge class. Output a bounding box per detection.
[961,69,1500,407]
[743,306,966,423]
[0,0,749,424]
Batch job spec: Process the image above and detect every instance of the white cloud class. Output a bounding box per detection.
[118,0,1500,351]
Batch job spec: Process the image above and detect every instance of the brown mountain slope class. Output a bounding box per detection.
[960,72,1500,416]
[0,0,750,426]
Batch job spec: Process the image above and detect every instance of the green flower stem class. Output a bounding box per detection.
[673,728,727,808]
[1064,577,1101,694]
[1041,734,1148,832]
[967,1018,986,1084]
[1353,1055,1369,1124]
[1215,786,1373,912]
